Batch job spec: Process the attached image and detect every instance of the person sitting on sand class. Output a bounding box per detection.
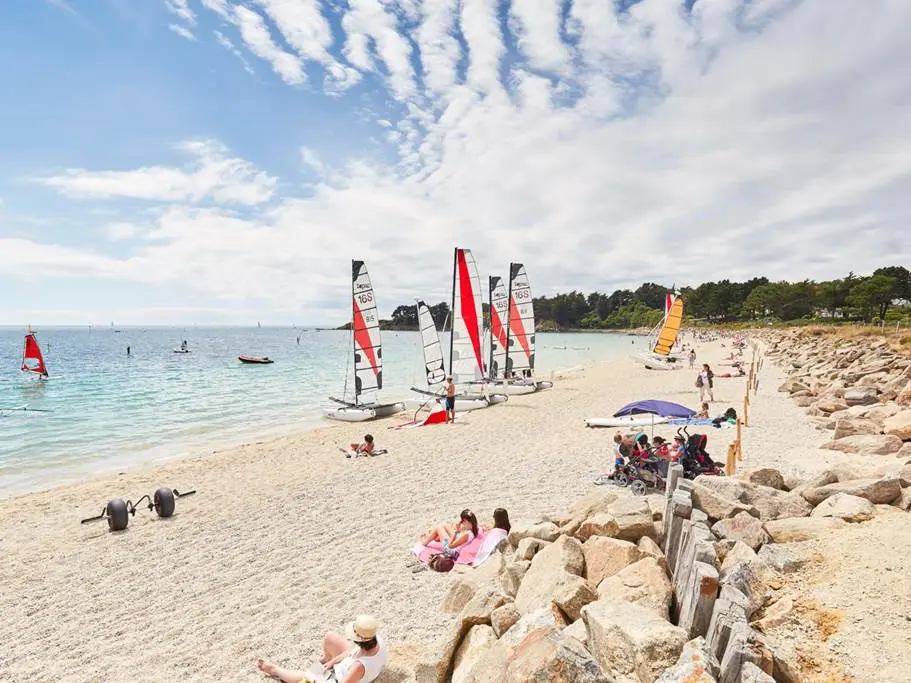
[419,509,479,555]
[652,436,670,460]
[669,435,685,462]
[348,434,375,457]
[696,402,710,418]
[479,507,511,534]
[472,508,511,567]
[257,614,387,683]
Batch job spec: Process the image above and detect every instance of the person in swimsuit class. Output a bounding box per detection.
[445,376,456,423]
[419,509,478,554]
[347,434,374,457]
[257,614,387,683]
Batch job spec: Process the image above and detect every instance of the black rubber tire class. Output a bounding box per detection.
[630,480,648,496]
[107,498,129,531]
[154,487,176,518]
[615,472,629,487]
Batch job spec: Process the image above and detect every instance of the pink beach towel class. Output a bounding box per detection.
[412,532,487,566]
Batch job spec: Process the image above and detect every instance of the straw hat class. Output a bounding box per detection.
[346,615,378,643]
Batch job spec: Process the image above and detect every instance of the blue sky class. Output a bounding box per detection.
[1,0,909,325]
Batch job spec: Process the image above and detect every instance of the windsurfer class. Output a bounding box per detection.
[180,340,188,352]
[445,376,456,423]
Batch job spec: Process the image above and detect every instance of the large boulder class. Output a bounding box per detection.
[574,513,620,542]
[443,575,484,613]
[756,542,812,573]
[552,574,598,621]
[693,476,812,521]
[490,604,521,637]
[607,497,657,541]
[810,493,876,522]
[816,398,849,414]
[883,410,911,441]
[865,403,903,421]
[509,522,560,547]
[500,560,531,598]
[451,625,498,683]
[896,379,911,407]
[556,491,617,536]
[764,517,847,543]
[832,418,882,440]
[801,477,902,506]
[596,556,673,619]
[655,637,718,682]
[895,487,911,511]
[711,512,772,551]
[514,536,584,614]
[779,380,808,393]
[516,537,551,561]
[496,626,610,683]
[582,600,688,683]
[821,434,903,455]
[690,484,760,522]
[844,387,879,406]
[719,541,758,578]
[740,468,786,491]
[581,536,643,588]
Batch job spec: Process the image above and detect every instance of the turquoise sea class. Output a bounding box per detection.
[0,327,642,496]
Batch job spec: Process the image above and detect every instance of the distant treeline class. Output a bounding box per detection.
[346,265,910,331]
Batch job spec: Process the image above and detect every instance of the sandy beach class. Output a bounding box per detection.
[0,336,903,681]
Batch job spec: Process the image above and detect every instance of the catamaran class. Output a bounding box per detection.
[22,327,49,378]
[325,260,405,422]
[484,273,536,395]
[633,295,684,370]
[411,248,507,409]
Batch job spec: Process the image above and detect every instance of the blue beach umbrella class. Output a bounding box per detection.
[612,399,696,419]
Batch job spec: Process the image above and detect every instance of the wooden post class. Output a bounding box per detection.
[736,418,743,461]
[743,395,749,427]
[726,442,737,475]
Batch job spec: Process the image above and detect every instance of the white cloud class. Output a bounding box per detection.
[168,24,197,41]
[233,5,305,85]
[200,0,231,20]
[11,0,911,324]
[164,0,196,25]
[104,222,142,241]
[214,29,255,74]
[509,0,571,75]
[341,0,415,100]
[39,140,277,205]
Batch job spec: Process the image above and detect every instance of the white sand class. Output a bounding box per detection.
[0,337,878,681]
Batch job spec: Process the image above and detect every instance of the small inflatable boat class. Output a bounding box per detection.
[238,355,274,364]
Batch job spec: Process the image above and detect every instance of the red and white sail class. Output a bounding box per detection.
[450,248,484,385]
[506,263,535,378]
[22,329,49,377]
[488,275,508,380]
[417,299,446,387]
[352,260,382,403]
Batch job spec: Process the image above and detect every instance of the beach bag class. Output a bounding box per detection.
[428,553,455,572]
[695,375,704,388]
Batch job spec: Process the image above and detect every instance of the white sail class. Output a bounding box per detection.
[352,260,382,403]
[450,248,484,386]
[506,262,535,378]
[488,275,509,380]
[417,299,446,387]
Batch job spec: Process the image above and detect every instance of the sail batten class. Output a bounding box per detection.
[506,263,535,377]
[652,297,684,356]
[417,300,447,387]
[22,330,48,377]
[489,275,508,380]
[352,260,382,403]
[450,248,484,385]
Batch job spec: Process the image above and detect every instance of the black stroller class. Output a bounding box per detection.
[678,427,725,479]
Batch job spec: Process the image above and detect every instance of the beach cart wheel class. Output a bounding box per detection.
[154,487,176,518]
[615,472,629,487]
[106,498,129,531]
[630,480,647,496]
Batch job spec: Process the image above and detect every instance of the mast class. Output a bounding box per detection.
[449,247,457,381]
[505,267,514,379]
[351,259,358,406]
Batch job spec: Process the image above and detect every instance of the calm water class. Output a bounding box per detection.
[0,327,641,495]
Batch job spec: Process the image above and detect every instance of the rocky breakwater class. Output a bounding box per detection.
[768,330,911,462]
[413,457,910,683]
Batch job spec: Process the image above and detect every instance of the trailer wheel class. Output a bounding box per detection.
[630,480,647,496]
[107,498,129,531]
[154,487,176,518]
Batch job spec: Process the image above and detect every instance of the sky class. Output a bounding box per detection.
[0,0,909,326]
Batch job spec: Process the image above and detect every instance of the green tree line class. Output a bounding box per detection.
[374,265,909,331]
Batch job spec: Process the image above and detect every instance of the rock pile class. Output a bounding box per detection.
[767,330,911,459]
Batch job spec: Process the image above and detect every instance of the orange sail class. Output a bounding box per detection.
[22,332,49,377]
[652,298,684,356]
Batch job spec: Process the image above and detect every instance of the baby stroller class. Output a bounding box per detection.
[678,428,725,479]
[625,450,667,496]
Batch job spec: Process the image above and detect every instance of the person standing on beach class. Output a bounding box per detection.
[688,349,696,369]
[445,376,456,423]
[697,363,714,402]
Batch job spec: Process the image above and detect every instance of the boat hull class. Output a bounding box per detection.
[534,380,553,391]
[585,415,670,429]
[488,381,536,395]
[238,356,274,364]
[632,353,680,371]
[325,406,377,422]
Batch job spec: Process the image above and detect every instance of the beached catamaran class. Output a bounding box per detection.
[633,295,685,370]
[325,260,405,422]
[22,327,49,378]
[412,248,507,409]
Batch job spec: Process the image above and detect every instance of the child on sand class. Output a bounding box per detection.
[346,434,375,458]
[696,402,710,418]
[419,509,479,555]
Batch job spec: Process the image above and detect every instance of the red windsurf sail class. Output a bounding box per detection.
[22,332,49,377]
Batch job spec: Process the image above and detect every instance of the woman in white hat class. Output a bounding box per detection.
[256,614,387,682]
